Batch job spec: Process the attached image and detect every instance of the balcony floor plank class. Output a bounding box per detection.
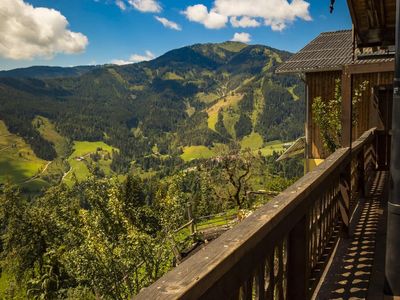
[314,171,389,300]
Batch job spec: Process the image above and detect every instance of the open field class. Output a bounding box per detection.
[63,141,118,186]
[0,120,48,184]
[241,132,264,150]
[181,146,216,162]
[195,92,220,104]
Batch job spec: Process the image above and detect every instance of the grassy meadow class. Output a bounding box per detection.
[0,120,48,184]
[63,141,118,186]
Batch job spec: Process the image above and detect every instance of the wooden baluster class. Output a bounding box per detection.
[276,241,284,299]
[255,263,266,300]
[240,276,254,300]
[318,196,323,262]
[266,252,275,300]
[287,216,309,299]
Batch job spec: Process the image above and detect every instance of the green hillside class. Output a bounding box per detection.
[0,41,304,185]
[0,120,48,185]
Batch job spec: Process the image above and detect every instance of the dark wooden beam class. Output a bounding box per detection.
[341,66,352,147]
[347,0,360,39]
[347,61,395,74]
[376,0,387,28]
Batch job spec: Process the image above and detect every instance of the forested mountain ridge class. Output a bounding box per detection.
[0,41,304,185]
[0,65,99,79]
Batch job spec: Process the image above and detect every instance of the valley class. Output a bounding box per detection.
[0,41,304,191]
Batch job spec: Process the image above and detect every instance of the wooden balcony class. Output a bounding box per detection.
[135,128,388,300]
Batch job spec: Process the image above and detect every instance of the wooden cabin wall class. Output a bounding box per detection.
[306,71,341,159]
[352,71,393,139]
[307,70,393,160]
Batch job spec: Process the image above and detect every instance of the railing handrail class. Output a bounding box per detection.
[351,127,376,155]
[135,129,377,300]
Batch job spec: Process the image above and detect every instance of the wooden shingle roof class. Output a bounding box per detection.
[276,29,394,74]
[276,30,353,74]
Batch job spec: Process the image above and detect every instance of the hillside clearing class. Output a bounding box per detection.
[181,146,215,162]
[241,132,264,150]
[207,94,243,131]
[287,85,300,101]
[63,141,118,186]
[0,120,48,184]
[32,116,70,157]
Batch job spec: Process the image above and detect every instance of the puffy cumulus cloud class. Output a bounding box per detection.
[184,0,311,31]
[128,0,161,13]
[230,16,260,28]
[155,16,182,30]
[183,4,228,29]
[0,0,88,60]
[231,32,251,43]
[112,51,155,65]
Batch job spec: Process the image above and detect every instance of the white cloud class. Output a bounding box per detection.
[230,16,260,28]
[231,32,251,43]
[0,0,88,60]
[112,50,156,65]
[155,16,182,30]
[128,0,161,13]
[129,51,155,62]
[115,0,127,10]
[184,0,311,31]
[183,4,228,29]
[111,59,132,65]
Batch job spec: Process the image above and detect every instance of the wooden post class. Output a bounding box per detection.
[341,67,352,236]
[168,236,182,265]
[187,203,195,235]
[287,216,309,299]
[341,66,352,147]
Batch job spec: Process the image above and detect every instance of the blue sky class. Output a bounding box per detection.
[0,0,352,70]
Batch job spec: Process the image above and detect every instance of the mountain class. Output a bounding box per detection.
[0,41,304,187]
[0,65,99,79]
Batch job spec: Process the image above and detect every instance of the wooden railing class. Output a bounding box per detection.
[135,128,378,300]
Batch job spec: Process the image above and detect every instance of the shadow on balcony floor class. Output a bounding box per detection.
[315,171,388,300]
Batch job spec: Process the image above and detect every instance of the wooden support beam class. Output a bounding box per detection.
[347,61,395,75]
[341,66,352,147]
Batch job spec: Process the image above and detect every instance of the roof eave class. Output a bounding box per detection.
[276,66,343,75]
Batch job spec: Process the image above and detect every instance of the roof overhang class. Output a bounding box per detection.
[277,137,305,161]
[347,0,396,47]
[276,66,342,75]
